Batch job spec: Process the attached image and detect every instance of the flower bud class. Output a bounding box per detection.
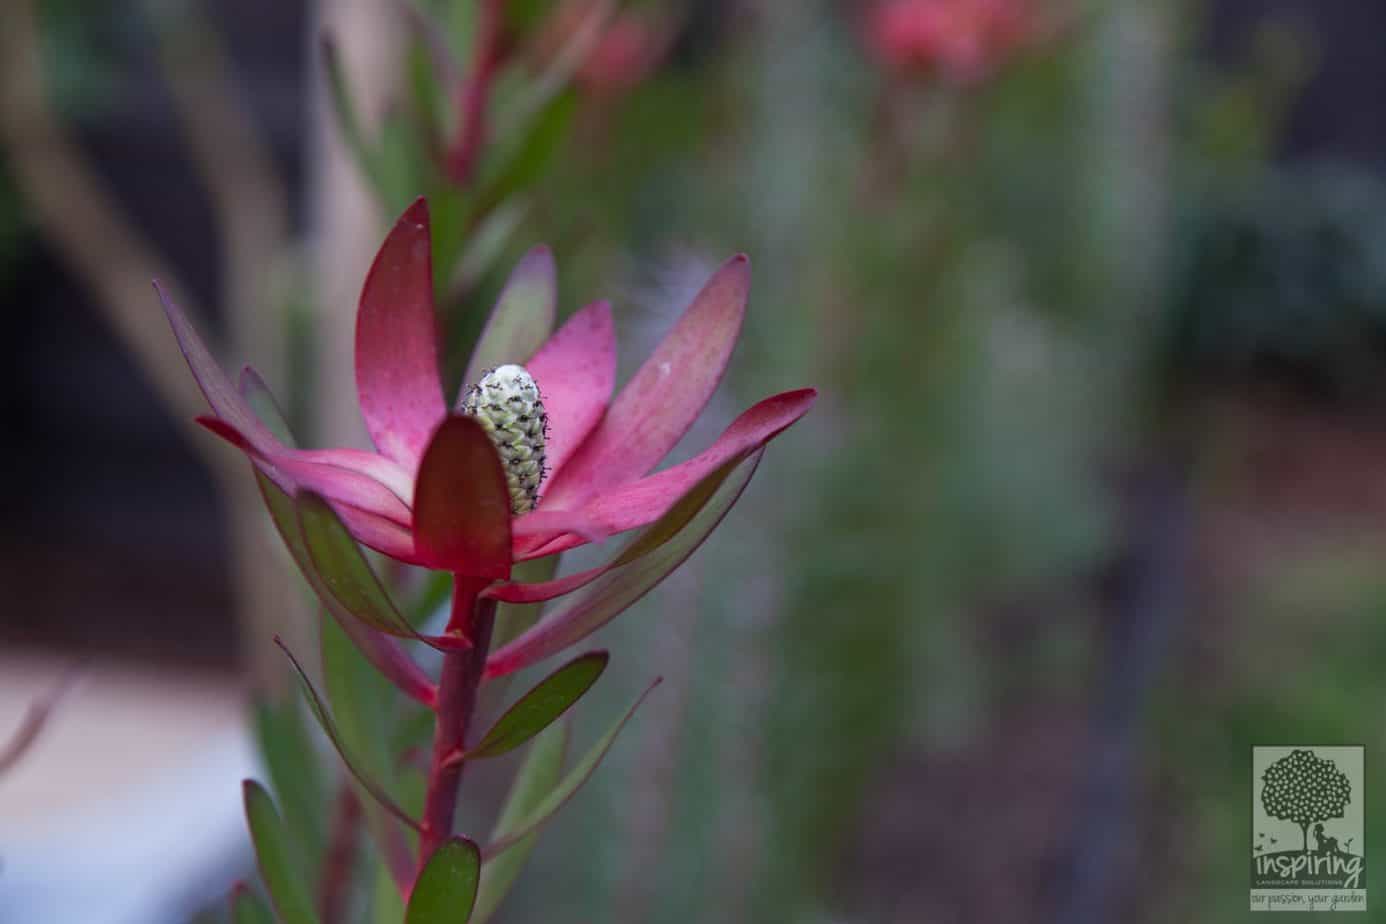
[461,364,548,514]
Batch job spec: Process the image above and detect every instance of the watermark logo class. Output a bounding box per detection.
[1252,746,1365,912]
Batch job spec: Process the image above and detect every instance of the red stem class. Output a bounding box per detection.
[445,0,506,185]
[318,784,362,924]
[416,576,497,872]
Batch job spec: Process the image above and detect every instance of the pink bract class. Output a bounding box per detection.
[160,198,816,587]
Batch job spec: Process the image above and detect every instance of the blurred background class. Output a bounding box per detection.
[3,0,1386,921]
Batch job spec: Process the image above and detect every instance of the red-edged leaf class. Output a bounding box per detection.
[482,679,660,860]
[544,255,749,505]
[276,638,424,833]
[296,490,471,653]
[413,415,513,577]
[524,301,616,482]
[486,451,760,678]
[467,651,607,759]
[462,245,558,391]
[356,197,447,471]
[156,281,280,454]
[256,474,440,706]
[198,416,412,524]
[498,389,813,596]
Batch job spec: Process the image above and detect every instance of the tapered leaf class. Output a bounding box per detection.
[296,491,469,652]
[321,614,417,891]
[412,415,512,577]
[242,780,320,924]
[468,651,606,760]
[407,837,481,924]
[483,678,660,859]
[230,884,275,924]
[276,638,423,833]
[474,89,577,216]
[485,452,761,677]
[253,696,326,881]
[471,722,568,924]
[546,254,750,501]
[258,474,440,706]
[239,366,295,445]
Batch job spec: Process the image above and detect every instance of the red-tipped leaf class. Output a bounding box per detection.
[356,198,447,471]
[412,414,513,577]
[524,300,616,481]
[544,255,749,505]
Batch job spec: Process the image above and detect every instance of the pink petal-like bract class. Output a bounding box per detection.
[196,416,412,525]
[356,198,447,472]
[412,414,513,578]
[524,300,616,482]
[156,281,281,455]
[544,255,750,506]
[520,388,816,559]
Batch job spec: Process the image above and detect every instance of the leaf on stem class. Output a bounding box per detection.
[407,837,481,924]
[466,651,606,760]
[276,638,424,833]
[483,678,661,860]
[296,491,470,652]
[471,722,567,924]
[243,780,321,924]
[257,474,440,707]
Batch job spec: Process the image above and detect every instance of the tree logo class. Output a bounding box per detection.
[1252,746,1365,912]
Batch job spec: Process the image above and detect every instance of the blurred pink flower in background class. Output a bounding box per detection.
[541,0,672,95]
[866,0,1035,83]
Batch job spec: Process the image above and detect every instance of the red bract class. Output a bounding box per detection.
[161,198,816,592]
[867,0,1033,82]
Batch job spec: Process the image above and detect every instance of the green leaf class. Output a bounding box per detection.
[276,638,423,832]
[258,475,440,705]
[252,696,326,881]
[242,780,320,924]
[296,491,468,651]
[370,846,409,924]
[320,608,421,892]
[468,651,607,759]
[483,679,660,859]
[230,884,275,924]
[471,722,568,924]
[407,837,481,924]
[474,89,576,216]
[447,197,531,299]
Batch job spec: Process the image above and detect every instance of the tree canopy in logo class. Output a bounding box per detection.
[1261,749,1352,852]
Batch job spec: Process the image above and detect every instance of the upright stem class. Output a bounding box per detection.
[417,577,497,871]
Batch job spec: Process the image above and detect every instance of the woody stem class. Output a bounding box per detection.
[417,577,496,875]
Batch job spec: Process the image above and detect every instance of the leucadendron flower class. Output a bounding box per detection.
[160,198,815,673]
